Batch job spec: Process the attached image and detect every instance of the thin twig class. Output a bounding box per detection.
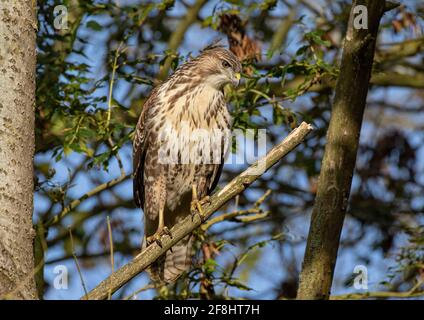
[124,284,156,300]
[108,137,125,176]
[106,216,114,299]
[45,173,130,227]
[107,216,115,273]
[408,277,424,295]
[69,228,88,296]
[269,6,297,54]
[157,0,206,80]
[202,189,271,230]
[106,42,124,130]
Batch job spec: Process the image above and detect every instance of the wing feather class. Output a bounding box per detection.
[133,87,159,208]
[207,123,231,194]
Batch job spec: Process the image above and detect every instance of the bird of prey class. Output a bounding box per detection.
[133,45,242,283]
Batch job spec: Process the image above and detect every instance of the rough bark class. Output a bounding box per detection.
[0,0,37,299]
[82,122,313,300]
[297,0,387,300]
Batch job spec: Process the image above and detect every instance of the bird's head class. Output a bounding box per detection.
[196,45,242,90]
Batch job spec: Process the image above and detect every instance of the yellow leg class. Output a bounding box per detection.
[158,206,164,231]
[146,207,172,247]
[191,185,210,219]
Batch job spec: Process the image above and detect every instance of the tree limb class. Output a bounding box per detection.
[269,7,297,54]
[331,279,424,300]
[376,37,424,62]
[81,121,313,300]
[267,70,424,99]
[44,173,130,227]
[297,0,387,300]
[331,290,424,299]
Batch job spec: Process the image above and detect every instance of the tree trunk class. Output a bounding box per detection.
[297,0,387,300]
[0,0,37,299]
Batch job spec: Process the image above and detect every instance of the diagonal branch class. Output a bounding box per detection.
[45,173,130,228]
[81,122,313,300]
[269,6,297,54]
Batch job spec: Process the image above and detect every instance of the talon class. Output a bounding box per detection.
[191,201,203,222]
[146,235,155,247]
[146,234,160,247]
[191,185,210,222]
[162,226,173,239]
[191,197,210,218]
[146,227,170,248]
[196,201,204,216]
[191,210,202,222]
[200,196,211,206]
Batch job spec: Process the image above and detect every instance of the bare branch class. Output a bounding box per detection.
[45,173,130,228]
[201,189,272,231]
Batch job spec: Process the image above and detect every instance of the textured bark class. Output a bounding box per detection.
[0,0,37,299]
[297,0,387,300]
[82,122,313,300]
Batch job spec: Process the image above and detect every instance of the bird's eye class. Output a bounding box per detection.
[222,60,231,68]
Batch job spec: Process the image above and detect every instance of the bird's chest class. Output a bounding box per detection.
[159,86,231,164]
[158,87,231,209]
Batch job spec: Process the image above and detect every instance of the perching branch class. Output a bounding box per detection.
[81,121,313,300]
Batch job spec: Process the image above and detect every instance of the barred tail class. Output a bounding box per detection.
[145,234,194,284]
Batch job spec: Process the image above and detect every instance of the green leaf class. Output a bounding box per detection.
[224,279,253,291]
[296,45,309,56]
[204,258,218,275]
[305,30,331,47]
[86,20,103,31]
[63,145,72,156]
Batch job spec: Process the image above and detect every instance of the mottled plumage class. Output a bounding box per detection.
[133,46,241,283]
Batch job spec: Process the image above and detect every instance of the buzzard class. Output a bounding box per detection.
[133,45,242,283]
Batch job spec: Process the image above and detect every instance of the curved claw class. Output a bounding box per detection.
[146,226,173,248]
[146,234,163,248]
[162,226,173,239]
[191,196,210,222]
[155,238,163,248]
[200,196,211,206]
[191,208,203,222]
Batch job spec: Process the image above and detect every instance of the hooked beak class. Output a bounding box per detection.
[232,72,241,86]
